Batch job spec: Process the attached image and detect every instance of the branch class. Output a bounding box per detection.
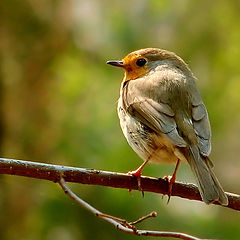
[58,178,202,239]
[0,158,239,211]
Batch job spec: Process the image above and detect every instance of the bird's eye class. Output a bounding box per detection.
[136,58,147,67]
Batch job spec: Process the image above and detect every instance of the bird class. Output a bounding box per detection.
[107,48,228,205]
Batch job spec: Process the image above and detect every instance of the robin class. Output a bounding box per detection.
[107,48,228,205]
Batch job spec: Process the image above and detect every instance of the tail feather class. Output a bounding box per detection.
[188,145,228,205]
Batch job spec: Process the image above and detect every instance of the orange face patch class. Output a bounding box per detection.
[122,54,150,81]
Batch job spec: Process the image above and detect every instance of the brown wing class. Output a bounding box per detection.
[127,97,187,147]
[192,102,211,156]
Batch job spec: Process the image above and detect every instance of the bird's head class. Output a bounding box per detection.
[107,48,192,82]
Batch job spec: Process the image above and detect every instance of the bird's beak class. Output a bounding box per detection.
[106,60,124,68]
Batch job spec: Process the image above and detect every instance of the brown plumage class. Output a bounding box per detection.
[107,48,228,205]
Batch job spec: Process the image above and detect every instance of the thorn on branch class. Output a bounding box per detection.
[0,158,237,211]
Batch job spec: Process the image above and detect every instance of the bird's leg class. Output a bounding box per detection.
[128,156,151,194]
[164,159,180,203]
[128,158,149,178]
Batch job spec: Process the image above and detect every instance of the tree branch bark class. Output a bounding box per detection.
[0,157,239,211]
[58,178,202,240]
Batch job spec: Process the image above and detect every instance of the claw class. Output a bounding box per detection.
[128,169,144,196]
[164,159,181,203]
[127,158,150,195]
[164,175,176,203]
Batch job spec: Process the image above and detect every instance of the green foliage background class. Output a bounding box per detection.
[0,0,240,239]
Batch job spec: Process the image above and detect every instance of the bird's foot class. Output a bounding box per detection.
[128,168,142,178]
[164,175,176,204]
[128,168,144,197]
[163,159,180,203]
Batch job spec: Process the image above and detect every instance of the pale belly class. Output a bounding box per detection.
[118,103,186,164]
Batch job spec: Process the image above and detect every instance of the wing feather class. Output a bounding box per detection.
[127,98,187,147]
[192,104,211,156]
